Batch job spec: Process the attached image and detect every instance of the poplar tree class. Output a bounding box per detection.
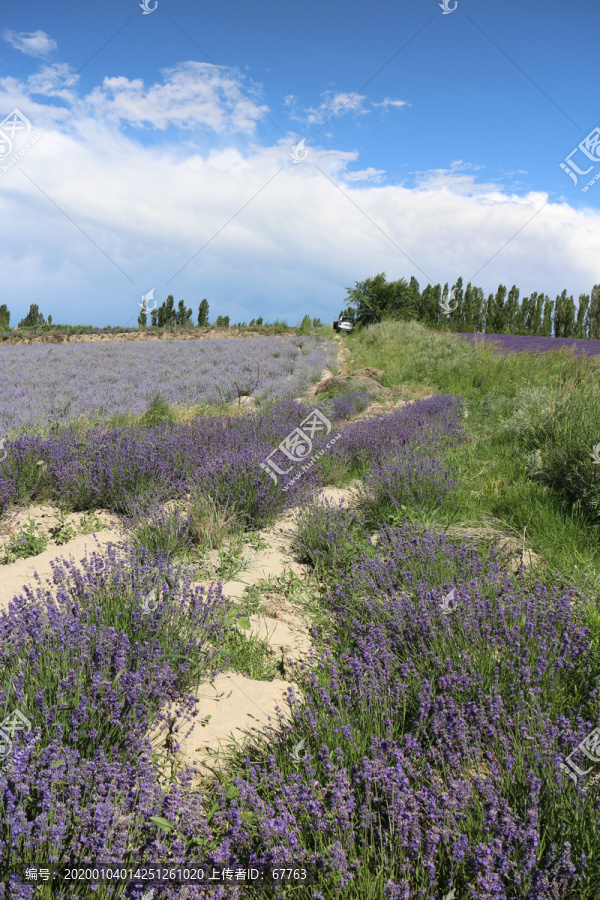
[197,299,209,327]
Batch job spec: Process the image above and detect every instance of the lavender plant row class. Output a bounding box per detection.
[269,519,598,897]
[457,333,600,356]
[0,395,470,898]
[0,394,465,527]
[0,336,333,436]
[3,514,598,896]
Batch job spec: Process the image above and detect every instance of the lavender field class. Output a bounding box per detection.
[1,327,600,899]
[0,335,332,436]
[457,333,600,356]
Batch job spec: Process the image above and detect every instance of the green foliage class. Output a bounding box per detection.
[176,299,193,326]
[297,314,312,335]
[18,304,47,329]
[3,517,48,563]
[507,376,600,528]
[132,509,191,561]
[187,493,241,552]
[0,304,10,329]
[197,299,209,327]
[78,511,105,534]
[140,392,174,427]
[343,273,600,339]
[350,317,600,602]
[48,510,77,545]
[215,315,230,328]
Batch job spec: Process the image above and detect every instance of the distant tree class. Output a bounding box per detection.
[223,315,230,328]
[586,284,600,339]
[256,316,263,326]
[343,272,394,327]
[151,307,158,327]
[471,287,485,332]
[157,295,176,328]
[504,285,520,333]
[515,295,530,334]
[575,294,590,338]
[418,283,441,327]
[176,299,192,326]
[18,304,45,328]
[542,297,554,336]
[138,303,148,328]
[388,277,416,322]
[448,277,464,331]
[490,285,507,333]
[0,304,10,329]
[482,293,493,333]
[298,314,312,335]
[197,299,209,327]
[531,292,545,336]
[311,317,322,327]
[462,282,474,332]
[387,275,420,323]
[553,290,576,338]
[215,315,230,328]
[47,314,52,325]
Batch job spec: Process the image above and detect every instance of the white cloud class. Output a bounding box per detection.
[2,30,57,58]
[82,63,269,133]
[0,62,598,328]
[412,161,504,196]
[288,90,370,126]
[372,98,410,110]
[340,167,386,183]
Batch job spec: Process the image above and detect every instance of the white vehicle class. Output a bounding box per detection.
[333,315,354,333]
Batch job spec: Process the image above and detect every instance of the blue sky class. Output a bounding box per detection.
[0,0,599,327]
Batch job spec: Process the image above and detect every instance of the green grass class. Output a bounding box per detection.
[343,319,600,608]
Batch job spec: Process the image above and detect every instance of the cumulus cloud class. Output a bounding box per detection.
[0,60,598,328]
[83,63,269,133]
[2,29,57,58]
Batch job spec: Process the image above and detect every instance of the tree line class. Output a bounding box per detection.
[342,274,600,339]
[0,299,316,332]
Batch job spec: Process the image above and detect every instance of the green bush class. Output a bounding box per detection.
[506,377,600,526]
[297,314,312,335]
